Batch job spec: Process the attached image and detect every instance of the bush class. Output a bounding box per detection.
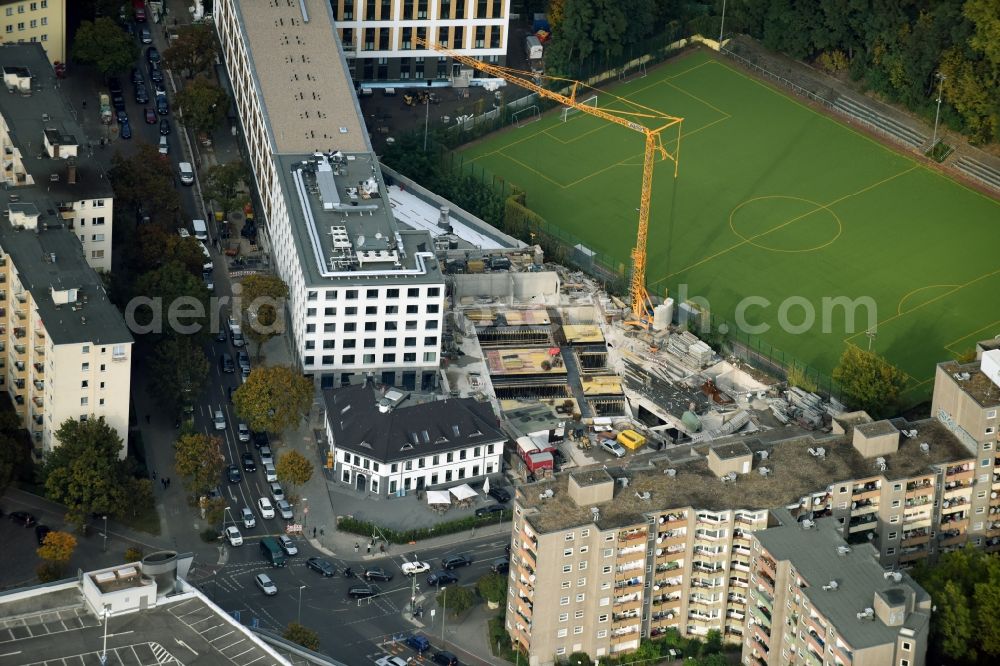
[283,622,320,651]
[125,546,144,562]
[437,585,477,617]
[200,527,220,542]
[36,561,64,583]
[477,572,508,603]
[337,511,512,543]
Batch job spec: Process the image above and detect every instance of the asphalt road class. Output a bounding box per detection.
[203,533,510,662]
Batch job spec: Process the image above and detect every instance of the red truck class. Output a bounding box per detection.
[132,0,146,22]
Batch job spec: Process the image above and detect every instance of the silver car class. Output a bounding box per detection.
[255,573,277,596]
[276,498,294,520]
[213,410,226,431]
[278,535,298,556]
[241,506,256,529]
[270,482,284,502]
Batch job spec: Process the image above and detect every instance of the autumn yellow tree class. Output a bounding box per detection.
[237,274,289,360]
[37,531,78,564]
[276,449,314,492]
[174,433,226,494]
[233,365,312,434]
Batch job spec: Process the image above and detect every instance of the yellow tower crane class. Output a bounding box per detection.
[415,37,683,326]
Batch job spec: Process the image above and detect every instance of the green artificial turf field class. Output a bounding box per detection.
[457,50,1000,401]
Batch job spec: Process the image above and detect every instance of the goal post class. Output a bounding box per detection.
[560,95,598,122]
[512,105,541,127]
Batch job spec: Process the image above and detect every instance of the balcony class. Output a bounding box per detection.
[618,528,646,542]
[902,529,930,547]
[659,512,687,526]
[848,515,878,533]
[942,497,968,514]
[852,481,880,500]
[32,396,42,408]
[946,463,975,482]
[13,344,25,356]
[32,345,43,357]
[852,498,879,515]
[33,380,43,391]
[749,604,771,628]
[906,478,934,494]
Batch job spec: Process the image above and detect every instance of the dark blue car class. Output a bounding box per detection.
[404,635,430,654]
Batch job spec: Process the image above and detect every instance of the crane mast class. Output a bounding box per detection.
[415,38,682,326]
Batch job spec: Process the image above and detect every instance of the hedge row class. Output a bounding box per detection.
[337,511,511,543]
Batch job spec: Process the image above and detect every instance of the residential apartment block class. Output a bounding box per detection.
[330,0,511,82]
[323,381,504,495]
[0,0,65,65]
[744,512,930,666]
[0,45,131,454]
[214,0,445,390]
[507,385,990,664]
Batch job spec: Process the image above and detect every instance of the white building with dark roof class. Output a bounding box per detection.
[323,381,505,495]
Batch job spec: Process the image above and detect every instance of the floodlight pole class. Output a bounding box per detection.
[931,73,945,149]
[423,80,432,152]
[441,586,448,646]
[100,605,111,665]
[718,0,727,48]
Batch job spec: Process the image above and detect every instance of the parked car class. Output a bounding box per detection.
[263,462,277,483]
[158,135,169,155]
[440,554,472,570]
[213,410,226,430]
[600,439,627,458]
[364,567,393,582]
[255,573,277,596]
[148,61,164,84]
[276,499,294,520]
[426,571,458,587]
[270,482,284,502]
[226,464,241,484]
[146,46,160,64]
[259,446,273,466]
[108,76,122,95]
[491,558,510,575]
[156,95,169,116]
[475,504,505,518]
[144,107,157,124]
[134,82,148,104]
[238,423,250,442]
[241,451,256,472]
[401,561,430,576]
[488,486,511,503]
[115,109,128,124]
[241,506,256,529]
[220,352,235,373]
[139,26,152,44]
[225,526,243,547]
[130,67,143,85]
[119,121,132,139]
[35,524,51,545]
[258,497,275,519]
[404,635,431,654]
[376,656,409,666]
[238,350,250,373]
[159,118,171,135]
[277,535,298,556]
[252,430,269,448]
[432,651,459,666]
[306,557,335,577]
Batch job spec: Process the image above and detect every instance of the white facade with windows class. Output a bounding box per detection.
[215,0,445,389]
[323,382,505,495]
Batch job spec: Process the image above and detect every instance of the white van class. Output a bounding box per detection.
[178,161,195,185]
[198,241,213,271]
[191,219,208,241]
[158,135,169,155]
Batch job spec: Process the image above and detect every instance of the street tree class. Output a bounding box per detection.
[163,24,219,78]
[203,161,250,221]
[109,145,182,226]
[116,477,156,522]
[436,585,476,617]
[476,572,507,605]
[276,450,313,491]
[72,18,137,76]
[134,261,211,342]
[150,337,210,417]
[283,623,320,651]
[174,77,229,138]
[175,433,226,494]
[832,346,907,418]
[37,531,78,564]
[233,366,312,434]
[238,274,289,359]
[43,417,127,528]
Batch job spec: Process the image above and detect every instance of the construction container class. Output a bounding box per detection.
[617,429,647,450]
[466,259,485,273]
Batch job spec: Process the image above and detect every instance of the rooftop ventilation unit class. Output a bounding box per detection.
[903,429,918,438]
[758,467,771,477]
[720,472,737,484]
[808,447,826,459]
[837,546,851,556]
[884,571,903,582]
[756,450,769,460]
[664,469,677,477]
[618,477,630,488]
[801,519,815,530]
[538,488,554,500]
[635,491,651,501]
[920,442,930,455]
[875,457,887,472]
[822,581,839,591]
[591,507,600,523]
[856,608,875,621]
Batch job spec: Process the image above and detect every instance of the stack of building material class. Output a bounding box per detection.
[688,409,752,443]
[786,387,825,428]
[666,331,714,368]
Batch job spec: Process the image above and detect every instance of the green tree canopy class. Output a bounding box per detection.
[832,346,907,418]
[476,572,508,603]
[276,449,313,490]
[150,337,210,417]
[174,77,229,137]
[72,18,137,76]
[203,161,250,220]
[133,260,211,341]
[163,24,219,78]
[233,366,312,433]
[43,417,128,527]
[174,433,226,494]
[283,622,321,651]
[436,585,476,617]
[109,145,182,227]
[237,274,289,358]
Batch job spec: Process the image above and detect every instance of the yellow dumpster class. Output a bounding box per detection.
[617,429,646,450]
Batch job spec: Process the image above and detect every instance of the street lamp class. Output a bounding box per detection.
[931,73,946,150]
[440,587,448,646]
[423,80,433,152]
[100,605,111,665]
[302,497,308,529]
[102,515,108,553]
[297,585,306,624]
[718,0,727,48]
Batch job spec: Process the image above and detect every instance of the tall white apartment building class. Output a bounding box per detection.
[330,0,511,82]
[0,45,131,456]
[214,0,444,390]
